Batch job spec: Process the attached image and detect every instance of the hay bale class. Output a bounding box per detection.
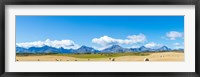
[109,58,111,60]
[112,58,115,61]
[144,58,149,61]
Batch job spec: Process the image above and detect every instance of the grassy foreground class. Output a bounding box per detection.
[16,51,184,61]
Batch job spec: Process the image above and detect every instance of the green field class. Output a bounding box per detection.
[56,52,150,58]
[16,51,184,61]
[16,52,150,58]
[16,50,184,59]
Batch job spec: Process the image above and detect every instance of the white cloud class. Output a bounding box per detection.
[16,39,80,49]
[131,45,140,48]
[173,43,181,46]
[173,42,184,49]
[92,33,146,46]
[145,42,162,48]
[166,31,183,40]
[126,34,146,44]
[92,36,118,46]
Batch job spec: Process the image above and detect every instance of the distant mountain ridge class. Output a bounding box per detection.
[76,45,100,53]
[16,45,183,54]
[102,45,129,53]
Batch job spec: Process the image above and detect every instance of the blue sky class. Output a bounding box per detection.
[16,16,184,49]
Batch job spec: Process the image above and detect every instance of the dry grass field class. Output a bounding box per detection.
[16,52,184,62]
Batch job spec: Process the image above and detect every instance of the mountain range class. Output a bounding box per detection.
[16,45,183,54]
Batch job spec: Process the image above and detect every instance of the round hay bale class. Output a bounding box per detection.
[112,58,115,61]
[109,58,111,60]
[144,58,149,61]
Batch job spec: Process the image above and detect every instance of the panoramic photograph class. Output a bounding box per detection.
[16,16,184,62]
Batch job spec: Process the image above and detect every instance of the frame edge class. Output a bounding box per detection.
[0,0,5,76]
[196,0,200,76]
[1,0,200,77]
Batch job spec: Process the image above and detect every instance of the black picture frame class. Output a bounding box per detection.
[0,0,199,77]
